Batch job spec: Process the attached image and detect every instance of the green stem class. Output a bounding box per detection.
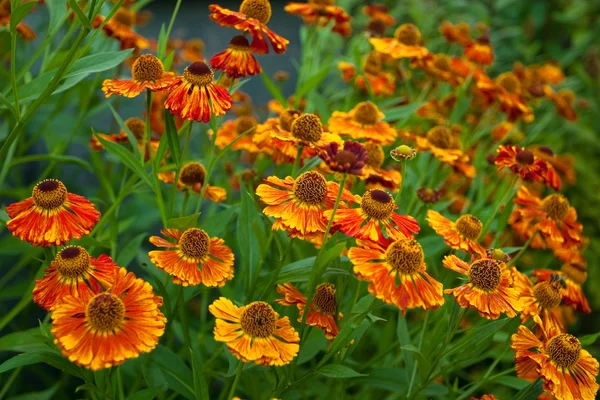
[291,145,304,178]
[141,89,152,163]
[227,362,244,400]
[180,191,190,217]
[194,126,219,214]
[513,377,541,400]
[10,32,20,118]
[407,311,429,396]
[394,159,407,206]
[258,238,294,301]
[170,123,193,217]
[481,176,519,237]
[0,366,22,399]
[507,230,539,267]
[247,228,275,301]
[116,366,125,400]
[177,287,192,359]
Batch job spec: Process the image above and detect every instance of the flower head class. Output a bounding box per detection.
[51,268,166,370]
[149,227,234,287]
[209,298,300,366]
[464,36,494,66]
[6,179,101,247]
[92,8,149,51]
[285,0,352,37]
[390,145,417,161]
[320,140,368,175]
[102,54,177,98]
[327,102,397,145]
[349,238,444,312]
[210,35,262,78]
[427,210,485,255]
[544,86,577,121]
[370,23,429,60]
[158,161,227,202]
[495,145,562,191]
[443,255,524,319]
[416,188,443,204]
[533,264,591,314]
[215,115,260,153]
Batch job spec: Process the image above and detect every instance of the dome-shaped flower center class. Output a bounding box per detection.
[293,171,327,205]
[533,281,562,309]
[515,149,534,165]
[334,150,358,166]
[561,263,587,285]
[455,214,482,241]
[361,189,394,220]
[113,8,136,27]
[86,293,126,332]
[353,101,380,125]
[496,72,520,93]
[132,54,165,83]
[394,23,421,46]
[55,246,91,280]
[364,142,384,168]
[468,259,502,291]
[558,89,576,106]
[229,35,251,51]
[363,52,382,75]
[279,109,301,131]
[235,116,257,135]
[124,117,146,139]
[179,228,210,259]
[541,194,569,221]
[546,333,581,370]
[240,301,276,338]
[426,126,453,149]
[433,55,451,72]
[32,179,68,210]
[184,62,214,87]
[291,114,322,143]
[240,0,272,24]
[385,239,424,275]
[367,17,387,37]
[312,283,337,315]
[417,188,441,203]
[179,162,206,187]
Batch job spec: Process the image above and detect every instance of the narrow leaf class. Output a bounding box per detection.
[317,364,367,378]
[68,0,92,29]
[164,110,181,167]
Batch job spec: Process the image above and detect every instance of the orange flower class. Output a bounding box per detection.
[509,186,582,251]
[472,396,498,400]
[478,71,533,122]
[338,53,396,96]
[285,0,352,37]
[90,117,160,161]
[348,238,444,312]
[411,53,464,86]
[427,210,486,255]
[276,282,341,339]
[325,189,419,242]
[215,116,260,153]
[443,255,523,319]
[363,4,395,27]
[464,37,494,66]
[209,1,288,54]
[439,21,471,46]
[511,316,599,400]
[0,0,35,40]
[102,54,177,98]
[158,161,227,202]
[256,171,354,237]
[269,113,343,153]
[149,227,234,287]
[413,126,475,178]
[544,86,577,121]
[209,298,299,366]
[370,24,429,60]
[6,179,100,247]
[532,146,577,187]
[210,35,262,78]
[51,268,166,371]
[327,102,397,145]
[252,110,307,164]
[164,61,233,123]
[180,38,205,63]
[533,264,591,314]
[495,145,562,191]
[33,246,118,311]
[511,268,566,334]
[361,143,402,192]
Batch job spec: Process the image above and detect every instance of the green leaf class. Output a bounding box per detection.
[108,103,143,160]
[10,154,92,171]
[166,213,200,230]
[202,206,236,238]
[46,0,68,31]
[261,72,286,107]
[10,1,36,33]
[297,156,322,176]
[127,386,168,400]
[116,232,147,267]
[68,0,92,29]
[493,375,529,390]
[446,318,510,358]
[317,364,367,378]
[399,344,430,371]
[153,346,195,400]
[7,384,60,400]
[164,111,181,167]
[273,256,351,284]
[383,102,424,123]
[190,349,210,400]
[296,65,331,100]
[0,327,49,353]
[94,133,154,189]
[0,352,85,379]
[580,332,600,347]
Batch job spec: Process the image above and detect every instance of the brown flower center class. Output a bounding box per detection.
[364,142,384,168]
[113,8,136,27]
[235,116,257,135]
[426,126,453,149]
[184,62,214,87]
[385,239,424,275]
[496,72,520,93]
[353,101,380,125]
[516,149,534,165]
[541,194,569,221]
[455,214,482,241]
[291,114,322,143]
[394,23,421,46]
[546,334,581,370]
[86,293,126,332]
[367,17,387,37]
[229,35,251,51]
[293,171,327,205]
[533,281,562,309]
[334,150,358,166]
[124,117,146,139]
[32,179,68,210]
[312,283,337,315]
[240,0,272,24]
[363,52,382,75]
[179,162,207,187]
[279,109,301,131]
[468,259,502,291]
[561,263,587,285]
[132,54,165,83]
[55,246,91,280]
[240,301,276,338]
[361,189,394,220]
[179,228,210,259]
[433,55,451,72]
